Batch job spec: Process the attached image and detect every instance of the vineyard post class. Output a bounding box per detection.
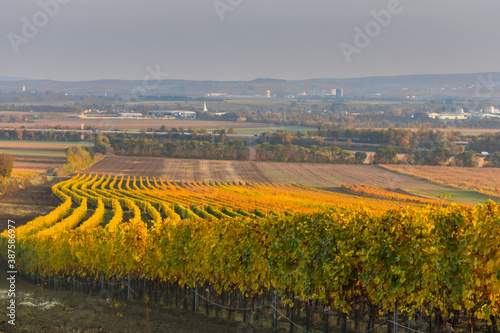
[101,275,104,297]
[387,311,392,333]
[394,301,398,333]
[127,275,131,301]
[73,274,76,291]
[305,301,311,331]
[273,291,278,329]
[193,280,199,312]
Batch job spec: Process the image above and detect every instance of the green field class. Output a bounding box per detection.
[0,149,66,157]
[234,125,317,134]
[404,188,499,205]
[0,140,92,146]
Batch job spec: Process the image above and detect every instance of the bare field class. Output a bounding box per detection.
[13,161,60,172]
[3,118,268,131]
[0,140,91,150]
[369,128,500,135]
[380,164,500,197]
[84,156,448,190]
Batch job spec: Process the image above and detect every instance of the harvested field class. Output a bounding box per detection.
[369,128,500,135]
[13,161,61,172]
[84,156,446,190]
[11,155,66,163]
[0,141,71,168]
[2,118,271,131]
[0,140,91,150]
[380,164,500,197]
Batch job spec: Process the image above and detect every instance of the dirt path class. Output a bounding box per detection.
[248,147,257,161]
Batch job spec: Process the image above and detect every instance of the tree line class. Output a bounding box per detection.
[109,138,249,161]
[256,143,366,164]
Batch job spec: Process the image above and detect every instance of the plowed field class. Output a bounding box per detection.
[85,156,446,190]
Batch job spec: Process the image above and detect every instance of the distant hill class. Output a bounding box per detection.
[0,76,31,81]
[1,72,499,99]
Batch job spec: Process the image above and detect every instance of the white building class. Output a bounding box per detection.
[120,113,143,117]
[484,105,499,114]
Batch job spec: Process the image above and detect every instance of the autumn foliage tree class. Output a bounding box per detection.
[0,153,14,178]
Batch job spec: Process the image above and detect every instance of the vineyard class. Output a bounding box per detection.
[1,174,500,332]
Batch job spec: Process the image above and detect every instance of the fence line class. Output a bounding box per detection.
[189,288,311,332]
[29,274,429,333]
[190,287,272,311]
[387,320,426,333]
[362,320,388,333]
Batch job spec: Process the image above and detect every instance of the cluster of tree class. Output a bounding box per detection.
[0,178,18,195]
[53,146,95,176]
[110,138,249,161]
[373,145,479,167]
[0,113,38,123]
[0,153,14,178]
[138,95,223,102]
[255,143,366,164]
[154,125,236,136]
[469,133,500,154]
[257,128,468,153]
[485,152,500,168]
[0,129,82,141]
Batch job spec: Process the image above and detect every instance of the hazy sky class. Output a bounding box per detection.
[2,0,500,81]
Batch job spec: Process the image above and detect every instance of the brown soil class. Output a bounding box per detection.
[0,270,265,333]
[10,156,66,163]
[13,162,61,172]
[83,156,448,191]
[0,178,66,231]
[380,164,500,197]
[3,118,261,131]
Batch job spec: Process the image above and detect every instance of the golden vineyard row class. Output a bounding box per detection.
[1,174,499,321]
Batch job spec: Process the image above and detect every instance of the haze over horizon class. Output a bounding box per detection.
[2,0,500,82]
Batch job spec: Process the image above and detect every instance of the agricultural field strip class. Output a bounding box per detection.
[18,173,425,237]
[68,174,257,221]
[39,172,434,235]
[111,179,275,217]
[87,156,449,189]
[340,184,465,207]
[380,165,500,198]
[74,178,153,224]
[0,149,66,156]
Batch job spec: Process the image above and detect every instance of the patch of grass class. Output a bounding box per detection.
[0,149,66,157]
[0,140,92,146]
[403,188,499,205]
[381,165,500,198]
[234,125,316,134]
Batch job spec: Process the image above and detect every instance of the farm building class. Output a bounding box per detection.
[120,113,143,117]
[147,110,196,119]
